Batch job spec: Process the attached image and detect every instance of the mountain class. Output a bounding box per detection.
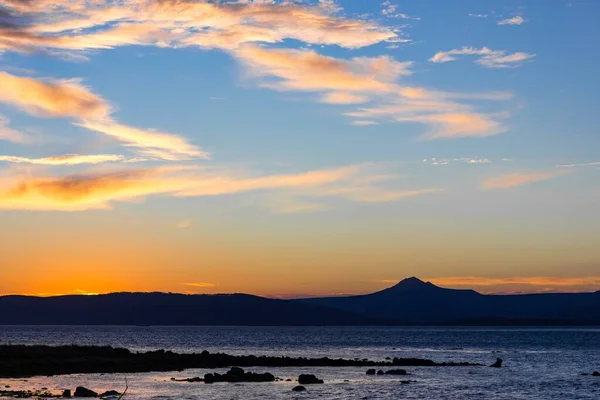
[1,279,599,325]
[0,292,372,326]
[301,277,600,325]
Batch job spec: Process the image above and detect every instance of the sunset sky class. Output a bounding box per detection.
[0,0,599,297]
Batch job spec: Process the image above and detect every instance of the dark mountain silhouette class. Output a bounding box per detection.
[0,292,373,326]
[301,277,600,325]
[1,278,599,325]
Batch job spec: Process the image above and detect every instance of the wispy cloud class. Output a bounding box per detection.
[0,0,397,54]
[423,157,492,165]
[429,276,600,287]
[557,161,600,168]
[236,45,510,139]
[0,71,110,119]
[498,16,526,25]
[468,14,488,18]
[77,119,209,161]
[482,170,569,189]
[0,154,125,165]
[430,47,535,68]
[184,282,216,288]
[352,120,379,126]
[381,1,420,20]
[0,163,439,211]
[427,276,600,293]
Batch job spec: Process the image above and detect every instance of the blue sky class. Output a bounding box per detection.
[0,0,599,296]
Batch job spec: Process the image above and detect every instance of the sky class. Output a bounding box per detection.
[0,0,599,298]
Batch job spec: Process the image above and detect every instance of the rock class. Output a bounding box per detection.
[385,369,407,375]
[74,386,98,397]
[400,380,416,384]
[204,367,275,383]
[5,385,9,388]
[366,369,376,375]
[490,358,503,368]
[298,374,324,384]
[99,390,121,397]
[292,386,306,392]
[593,371,600,376]
[376,370,384,375]
[285,378,292,382]
[62,389,72,397]
[41,387,48,390]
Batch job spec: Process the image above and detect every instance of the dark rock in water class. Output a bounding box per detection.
[298,374,324,384]
[5,385,10,388]
[385,357,391,360]
[204,367,275,383]
[62,389,72,397]
[376,370,384,375]
[172,377,202,382]
[490,358,503,368]
[41,387,48,390]
[292,386,306,392]
[285,378,292,382]
[400,380,416,384]
[74,386,98,397]
[100,390,121,397]
[366,369,376,375]
[385,369,407,375]
[593,371,600,376]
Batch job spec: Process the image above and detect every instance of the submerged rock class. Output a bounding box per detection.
[593,371,600,377]
[490,358,503,368]
[366,369,376,375]
[74,386,98,397]
[376,370,384,375]
[385,369,407,375]
[298,374,324,384]
[292,386,306,392]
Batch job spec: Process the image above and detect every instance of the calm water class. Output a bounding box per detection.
[1,326,600,399]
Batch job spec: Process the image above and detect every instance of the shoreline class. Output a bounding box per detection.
[0,345,481,379]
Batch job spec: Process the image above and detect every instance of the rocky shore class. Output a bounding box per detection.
[0,345,481,379]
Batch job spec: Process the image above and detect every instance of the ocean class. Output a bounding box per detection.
[1,326,599,399]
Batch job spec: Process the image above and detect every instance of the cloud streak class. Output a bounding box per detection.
[0,163,439,211]
[498,16,525,25]
[0,154,125,165]
[430,47,535,68]
[482,170,569,189]
[236,45,510,139]
[0,71,110,119]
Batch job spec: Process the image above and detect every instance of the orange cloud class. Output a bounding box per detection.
[429,276,600,287]
[0,163,439,211]
[236,45,410,94]
[0,154,125,165]
[184,282,216,288]
[235,45,508,139]
[482,170,569,189]
[0,71,110,119]
[1,0,397,53]
[426,276,600,293]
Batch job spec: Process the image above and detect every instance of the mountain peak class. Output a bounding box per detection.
[397,277,426,287]
[379,277,438,294]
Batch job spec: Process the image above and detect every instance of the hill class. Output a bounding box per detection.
[301,277,600,325]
